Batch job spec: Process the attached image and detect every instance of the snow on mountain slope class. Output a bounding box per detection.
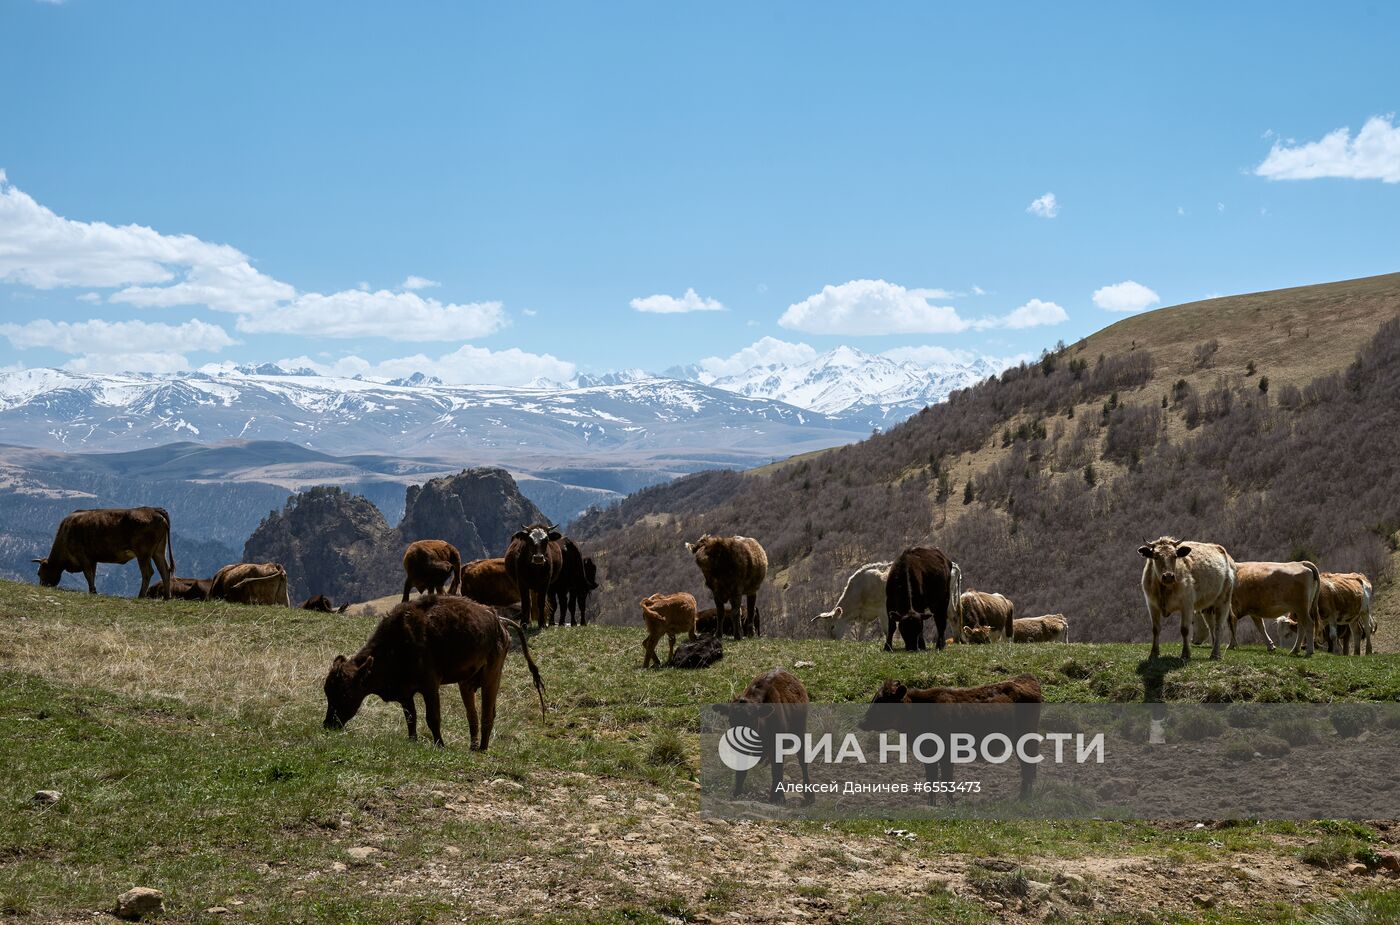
[0,366,869,463]
[695,346,1005,422]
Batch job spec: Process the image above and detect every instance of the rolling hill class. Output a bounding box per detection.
[573,272,1400,645]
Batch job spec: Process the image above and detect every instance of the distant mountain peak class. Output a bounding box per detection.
[387,372,444,387]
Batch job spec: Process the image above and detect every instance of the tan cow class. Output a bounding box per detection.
[1138,537,1235,660]
[1225,560,1323,656]
[1319,572,1375,655]
[960,590,1014,642]
[209,562,292,606]
[1012,614,1069,642]
[640,592,698,669]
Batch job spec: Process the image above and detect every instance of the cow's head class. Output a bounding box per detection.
[961,625,992,645]
[893,611,927,650]
[323,653,375,730]
[1138,537,1192,587]
[582,557,599,590]
[858,680,909,730]
[514,524,561,566]
[32,557,62,587]
[685,534,714,558]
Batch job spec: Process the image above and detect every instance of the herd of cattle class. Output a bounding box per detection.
[25,506,1383,793]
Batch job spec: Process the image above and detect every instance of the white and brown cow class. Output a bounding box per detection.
[960,590,1014,642]
[812,561,892,639]
[1138,537,1235,660]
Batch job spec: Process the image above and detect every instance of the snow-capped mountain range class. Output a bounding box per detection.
[0,347,1005,463]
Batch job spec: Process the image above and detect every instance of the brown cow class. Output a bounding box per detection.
[860,675,1043,803]
[549,538,599,626]
[458,557,520,608]
[726,668,814,805]
[301,594,350,613]
[143,577,212,601]
[695,607,719,635]
[885,546,957,652]
[1316,572,1373,656]
[1012,614,1069,642]
[1227,561,1322,655]
[323,594,545,749]
[640,591,698,669]
[402,539,462,602]
[505,524,563,629]
[1138,537,1235,660]
[209,562,291,606]
[35,506,175,598]
[687,534,767,640]
[960,590,1014,642]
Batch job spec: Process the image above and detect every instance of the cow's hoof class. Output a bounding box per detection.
[1209,652,1222,661]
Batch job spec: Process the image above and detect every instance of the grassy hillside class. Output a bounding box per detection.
[3,582,1400,924]
[573,274,1400,643]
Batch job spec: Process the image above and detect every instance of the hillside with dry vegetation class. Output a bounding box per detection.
[573,273,1400,643]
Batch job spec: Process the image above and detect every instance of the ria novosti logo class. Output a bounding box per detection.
[717,725,764,771]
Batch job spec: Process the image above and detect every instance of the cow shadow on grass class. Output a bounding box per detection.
[1134,655,1191,703]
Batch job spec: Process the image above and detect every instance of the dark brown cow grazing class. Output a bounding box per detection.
[549,538,599,626]
[686,534,767,640]
[35,506,175,599]
[301,594,350,613]
[402,540,462,602]
[695,607,719,635]
[458,557,520,608]
[323,594,545,749]
[505,524,563,629]
[860,675,1043,803]
[728,668,814,805]
[884,546,956,652]
[143,577,212,601]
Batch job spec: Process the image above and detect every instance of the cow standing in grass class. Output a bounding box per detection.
[727,668,814,805]
[960,590,1014,642]
[323,594,545,749]
[402,540,462,602]
[812,561,892,640]
[506,525,563,629]
[35,506,175,599]
[884,546,957,652]
[687,534,767,640]
[1138,537,1235,660]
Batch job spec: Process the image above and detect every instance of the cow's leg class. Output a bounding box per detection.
[643,633,658,669]
[747,594,760,638]
[153,548,172,600]
[731,596,745,640]
[1208,605,1224,660]
[666,632,677,664]
[135,556,154,599]
[535,590,548,630]
[797,753,815,806]
[884,611,898,652]
[732,766,748,798]
[401,578,412,603]
[769,752,787,805]
[461,683,480,749]
[423,686,445,747]
[478,671,501,752]
[1178,608,1192,660]
[1019,736,1040,799]
[1146,598,1164,659]
[83,563,98,595]
[933,612,948,652]
[1302,611,1316,658]
[579,591,589,627]
[402,699,418,740]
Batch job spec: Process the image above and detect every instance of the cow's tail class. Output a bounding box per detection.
[500,616,547,722]
[947,562,963,632]
[449,547,462,596]
[155,507,176,575]
[1301,561,1325,639]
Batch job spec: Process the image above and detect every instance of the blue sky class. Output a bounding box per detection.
[2,1,1398,383]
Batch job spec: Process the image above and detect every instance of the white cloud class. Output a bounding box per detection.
[779,279,969,335]
[76,292,101,303]
[279,343,576,387]
[401,275,440,291]
[0,171,501,341]
[234,289,505,341]
[986,298,1068,330]
[521,308,538,317]
[0,318,237,354]
[697,337,818,378]
[630,288,725,314]
[1092,280,1160,313]
[1255,115,1400,183]
[66,352,193,375]
[1026,192,1059,218]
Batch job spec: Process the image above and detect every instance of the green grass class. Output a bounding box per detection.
[2,579,1399,923]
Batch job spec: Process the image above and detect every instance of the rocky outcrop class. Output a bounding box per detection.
[243,486,398,603]
[242,469,548,605]
[398,468,547,560]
